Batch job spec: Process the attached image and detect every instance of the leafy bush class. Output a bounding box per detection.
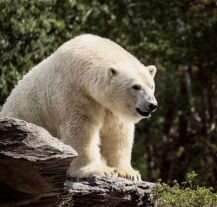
[154,172,217,207]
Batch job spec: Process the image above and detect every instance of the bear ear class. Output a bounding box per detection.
[108,67,118,77]
[147,65,157,78]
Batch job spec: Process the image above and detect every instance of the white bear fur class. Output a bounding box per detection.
[1,34,157,181]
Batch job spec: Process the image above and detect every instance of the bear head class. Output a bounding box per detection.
[93,61,158,123]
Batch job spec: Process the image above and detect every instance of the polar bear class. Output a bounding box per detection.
[1,34,158,181]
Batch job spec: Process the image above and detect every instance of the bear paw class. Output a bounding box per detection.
[117,167,141,181]
[68,163,118,178]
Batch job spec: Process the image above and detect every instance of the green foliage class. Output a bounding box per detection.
[0,0,217,188]
[154,172,217,207]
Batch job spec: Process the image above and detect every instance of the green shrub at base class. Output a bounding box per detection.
[154,172,217,207]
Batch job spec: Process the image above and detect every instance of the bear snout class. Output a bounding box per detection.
[136,108,151,117]
[148,102,158,112]
[136,100,158,117]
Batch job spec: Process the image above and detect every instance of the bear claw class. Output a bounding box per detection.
[117,168,141,181]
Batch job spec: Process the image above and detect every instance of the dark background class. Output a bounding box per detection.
[0,0,216,189]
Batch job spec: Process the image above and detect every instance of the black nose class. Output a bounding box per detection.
[148,103,158,111]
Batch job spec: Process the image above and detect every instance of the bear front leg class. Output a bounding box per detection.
[60,116,117,178]
[101,117,141,181]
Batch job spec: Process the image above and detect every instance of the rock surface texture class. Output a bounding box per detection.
[0,118,155,207]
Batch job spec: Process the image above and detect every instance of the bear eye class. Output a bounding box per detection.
[132,84,142,90]
[151,85,154,90]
